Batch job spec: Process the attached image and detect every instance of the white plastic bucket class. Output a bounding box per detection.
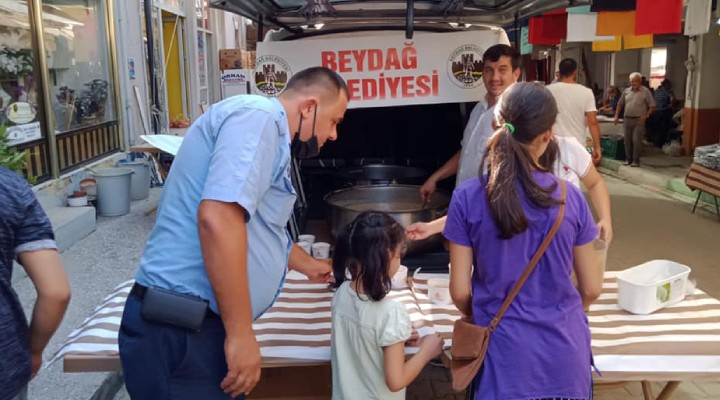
[616,260,691,315]
[91,167,134,217]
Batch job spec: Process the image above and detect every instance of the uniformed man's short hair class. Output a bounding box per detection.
[284,67,349,101]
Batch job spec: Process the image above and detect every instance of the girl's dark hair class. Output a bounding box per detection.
[483,82,562,239]
[330,212,406,301]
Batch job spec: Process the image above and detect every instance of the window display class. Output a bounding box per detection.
[0,23,42,147]
[42,0,115,133]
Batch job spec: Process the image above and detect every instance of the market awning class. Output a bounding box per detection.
[209,0,590,37]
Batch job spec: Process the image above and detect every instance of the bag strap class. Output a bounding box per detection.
[488,180,567,331]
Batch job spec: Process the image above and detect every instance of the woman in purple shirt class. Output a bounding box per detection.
[443,83,604,400]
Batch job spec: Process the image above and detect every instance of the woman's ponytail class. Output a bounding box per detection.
[482,83,562,239]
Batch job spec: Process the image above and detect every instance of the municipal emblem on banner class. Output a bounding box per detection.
[448,45,484,89]
[254,55,292,96]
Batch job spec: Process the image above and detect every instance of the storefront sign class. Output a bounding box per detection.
[255,30,510,108]
[6,121,41,146]
[221,69,251,85]
[221,69,253,99]
[6,101,36,124]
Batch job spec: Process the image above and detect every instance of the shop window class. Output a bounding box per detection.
[196,0,213,107]
[0,2,51,182]
[196,0,210,30]
[161,0,185,11]
[42,0,116,134]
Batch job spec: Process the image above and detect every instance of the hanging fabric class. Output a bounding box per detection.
[623,34,654,50]
[685,0,712,36]
[592,36,622,52]
[596,11,636,36]
[590,0,637,12]
[528,13,567,45]
[567,13,616,42]
[520,26,533,55]
[567,5,591,14]
[635,0,683,35]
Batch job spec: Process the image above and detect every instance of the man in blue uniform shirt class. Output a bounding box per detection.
[119,67,349,399]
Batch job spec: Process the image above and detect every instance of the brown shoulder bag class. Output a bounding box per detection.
[450,180,567,392]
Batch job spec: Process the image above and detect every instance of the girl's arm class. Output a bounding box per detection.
[449,243,473,316]
[579,165,613,243]
[383,334,444,392]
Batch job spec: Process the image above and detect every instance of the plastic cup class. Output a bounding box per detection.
[298,241,312,254]
[311,242,331,259]
[298,234,315,244]
[391,265,408,289]
[428,278,451,305]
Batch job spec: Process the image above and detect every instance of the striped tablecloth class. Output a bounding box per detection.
[685,162,720,198]
[53,271,720,382]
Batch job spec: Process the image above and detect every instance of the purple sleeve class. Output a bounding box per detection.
[572,188,599,246]
[442,188,472,247]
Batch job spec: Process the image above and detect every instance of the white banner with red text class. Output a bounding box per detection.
[253,30,510,108]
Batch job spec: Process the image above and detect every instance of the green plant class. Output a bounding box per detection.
[0,124,35,184]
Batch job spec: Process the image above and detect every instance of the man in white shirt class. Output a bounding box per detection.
[547,58,602,166]
[409,45,521,240]
[419,44,522,202]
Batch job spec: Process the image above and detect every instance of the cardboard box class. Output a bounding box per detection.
[242,50,256,69]
[219,49,256,70]
[220,49,243,70]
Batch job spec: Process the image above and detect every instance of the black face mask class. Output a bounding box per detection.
[290,106,320,159]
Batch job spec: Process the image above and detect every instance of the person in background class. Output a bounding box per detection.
[546,58,603,166]
[649,79,675,146]
[419,44,522,202]
[0,166,71,400]
[329,212,444,400]
[598,86,621,117]
[669,107,685,144]
[119,67,349,400]
[444,83,602,400]
[642,76,653,94]
[614,72,656,167]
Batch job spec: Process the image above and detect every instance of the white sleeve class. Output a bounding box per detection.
[377,301,412,347]
[585,88,598,113]
[567,137,592,178]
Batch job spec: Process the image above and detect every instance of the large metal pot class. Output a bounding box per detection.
[335,164,427,186]
[323,185,450,255]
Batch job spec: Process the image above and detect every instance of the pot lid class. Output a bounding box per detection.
[336,164,427,181]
